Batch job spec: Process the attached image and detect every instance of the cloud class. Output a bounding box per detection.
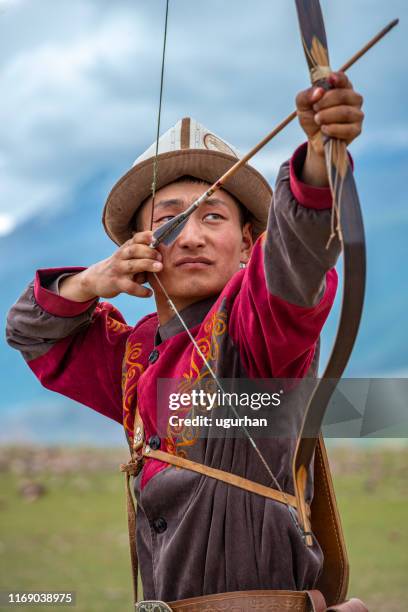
[249,147,294,181]
[0,1,155,230]
[0,0,406,236]
[0,10,145,229]
[354,126,408,154]
[0,213,15,235]
[0,0,22,7]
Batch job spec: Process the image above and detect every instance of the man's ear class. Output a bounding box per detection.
[240,222,253,264]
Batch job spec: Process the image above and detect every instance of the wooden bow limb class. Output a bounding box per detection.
[292,0,372,547]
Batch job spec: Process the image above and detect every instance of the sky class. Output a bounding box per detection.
[0,0,407,444]
[0,0,406,234]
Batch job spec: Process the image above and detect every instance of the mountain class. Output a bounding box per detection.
[0,170,155,443]
[1,150,407,444]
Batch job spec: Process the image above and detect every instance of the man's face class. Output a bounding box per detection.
[139,181,253,309]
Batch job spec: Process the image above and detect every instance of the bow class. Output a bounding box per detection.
[147,0,397,543]
[292,0,366,546]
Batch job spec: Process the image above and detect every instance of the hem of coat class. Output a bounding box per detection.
[34,267,98,317]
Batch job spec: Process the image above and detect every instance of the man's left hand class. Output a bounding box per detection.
[296,72,364,157]
[295,72,364,186]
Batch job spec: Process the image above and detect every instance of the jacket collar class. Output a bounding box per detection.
[155,295,218,345]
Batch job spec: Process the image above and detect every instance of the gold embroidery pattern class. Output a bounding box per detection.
[122,340,145,443]
[166,310,227,458]
[104,304,132,334]
[99,305,137,445]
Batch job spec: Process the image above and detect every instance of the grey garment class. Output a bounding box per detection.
[132,159,337,602]
[134,319,322,602]
[157,297,218,344]
[135,461,320,601]
[5,272,98,362]
[265,161,341,306]
[46,272,79,295]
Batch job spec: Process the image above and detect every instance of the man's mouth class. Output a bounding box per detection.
[174,257,213,269]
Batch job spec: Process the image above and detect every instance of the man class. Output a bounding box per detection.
[6,73,364,603]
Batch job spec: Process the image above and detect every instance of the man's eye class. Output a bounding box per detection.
[155,215,175,226]
[204,212,224,222]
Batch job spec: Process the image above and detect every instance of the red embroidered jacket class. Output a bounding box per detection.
[6,144,340,600]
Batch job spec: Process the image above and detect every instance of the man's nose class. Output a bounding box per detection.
[176,213,205,248]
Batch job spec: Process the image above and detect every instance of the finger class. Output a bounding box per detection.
[296,86,325,112]
[321,122,362,141]
[133,272,147,285]
[122,231,152,251]
[313,89,363,112]
[120,258,163,276]
[119,278,153,298]
[129,230,154,246]
[121,242,162,261]
[327,71,352,90]
[315,106,364,127]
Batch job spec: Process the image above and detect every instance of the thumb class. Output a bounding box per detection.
[296,86,325,112]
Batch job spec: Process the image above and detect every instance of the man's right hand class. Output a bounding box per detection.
[59,231,163,301]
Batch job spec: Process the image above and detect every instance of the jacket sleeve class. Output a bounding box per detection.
[5,267,132,424]
[229,142,342,379]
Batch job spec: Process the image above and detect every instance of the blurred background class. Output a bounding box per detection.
[0,0,407,610]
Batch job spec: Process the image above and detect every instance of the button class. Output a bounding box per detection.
[152,517,167,534]
[149,435,161,450]
[148,349,159,364]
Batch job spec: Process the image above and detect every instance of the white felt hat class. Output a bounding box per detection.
[103,117,272,245]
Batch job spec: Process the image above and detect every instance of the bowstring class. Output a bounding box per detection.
[150,0,170,231]
[149,0,304,531]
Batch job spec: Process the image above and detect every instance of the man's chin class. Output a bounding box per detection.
[172,280,223,302]
[155,268,236,302]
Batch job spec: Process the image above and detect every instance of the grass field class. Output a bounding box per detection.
[0,445,406,611]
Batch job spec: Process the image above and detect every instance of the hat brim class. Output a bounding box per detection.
[103,149,273,245]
